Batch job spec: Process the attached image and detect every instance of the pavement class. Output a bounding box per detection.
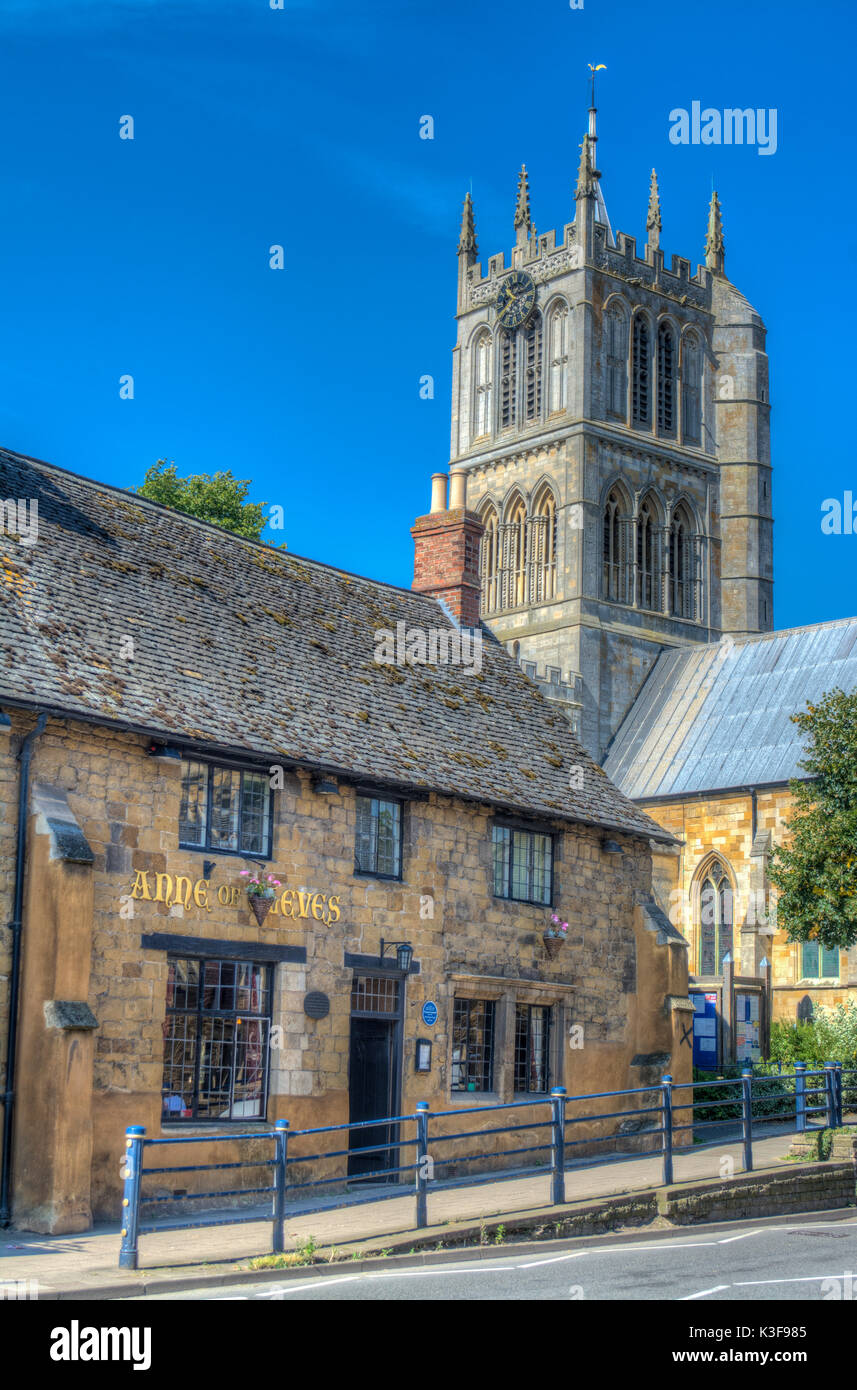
[0,1127,813,1300]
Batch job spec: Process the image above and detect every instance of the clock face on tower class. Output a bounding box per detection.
[496,271,536,330]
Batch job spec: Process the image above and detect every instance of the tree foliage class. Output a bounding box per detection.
[135,460,270,542]
[768,688,857,949]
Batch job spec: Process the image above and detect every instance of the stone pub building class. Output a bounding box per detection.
[0,447,690,1232]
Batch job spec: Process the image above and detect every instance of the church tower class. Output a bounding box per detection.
[445,93,774,760]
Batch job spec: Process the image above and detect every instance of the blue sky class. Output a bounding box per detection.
[0,0,854,628]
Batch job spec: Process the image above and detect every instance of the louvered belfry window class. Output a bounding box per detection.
[500,330,517,429]
[682,332,702,444]
[473,331,493,439]
[657,322,676,435]
[605,303,628,418]
[523,313,543,423]
[631,313,651,426]
[548,305,569,412]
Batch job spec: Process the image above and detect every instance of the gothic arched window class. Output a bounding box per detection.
[631,313,651,427]
[523,313,543,423]
[499,330,517,430]
[698,859,734,975]
[681,331,702,444]
[602,486,631,603]
[636,495,662,611]
[500,495,528,608]
[657,321,676,436]
[472,331,493,440]
[479,504,500,614]
[669,503,696,619]
[548,304,569,413]
[605,302,628,419]
[529,487,557,602]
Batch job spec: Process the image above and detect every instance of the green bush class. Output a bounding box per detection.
[768,1002,857,1069]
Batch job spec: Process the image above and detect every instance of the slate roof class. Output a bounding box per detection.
[0,447,670,843]
[603,619,857,800]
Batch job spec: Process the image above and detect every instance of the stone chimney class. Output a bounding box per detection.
[411,471,484,628]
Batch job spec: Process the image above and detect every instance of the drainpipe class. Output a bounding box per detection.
[0,712,46,1227]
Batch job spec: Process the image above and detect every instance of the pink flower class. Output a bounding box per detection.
[240,871,249,877]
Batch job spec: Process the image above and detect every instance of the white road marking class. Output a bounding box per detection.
[733,1273,852,1287]
[681,1285,730,1300]
[718,1229,763,1243]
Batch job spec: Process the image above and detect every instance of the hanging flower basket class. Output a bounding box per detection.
[543,914,568,959]
[241,871,282,927]
[250,895,275,927]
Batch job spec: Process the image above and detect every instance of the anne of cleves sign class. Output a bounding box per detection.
[128,871,341,926]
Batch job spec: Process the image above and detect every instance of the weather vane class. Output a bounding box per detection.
[588,62,607,107]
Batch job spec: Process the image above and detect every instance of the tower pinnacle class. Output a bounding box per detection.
[646,169,661,252]
[458,191,478,262]
[705,190,725,274]
[514,164,531,246]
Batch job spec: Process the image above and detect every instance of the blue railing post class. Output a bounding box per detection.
[794,1062,806,1133]
[661,1074,673,1185]
[824,1063,837,1129]
[550,1087,567,1205]
[415,1102,430,1229]
[834,1062,843,1128]
[741,1069,754,1172]
[272,1119,289,1254]
[118,1126,145,1270]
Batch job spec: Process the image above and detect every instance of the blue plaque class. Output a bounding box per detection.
[421,1000,438,1027]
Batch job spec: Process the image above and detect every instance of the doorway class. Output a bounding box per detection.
[347,974,403,1179]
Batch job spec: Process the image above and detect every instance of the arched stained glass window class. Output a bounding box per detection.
[699,860,733,975]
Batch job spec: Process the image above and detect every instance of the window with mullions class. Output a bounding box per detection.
[161,956,272,1122]
[801,943,840,980]
[492,824,553,905]
[451,998,495,1092]
[355,795,403,878]
[514,1004,552,1093]
[698,860,733,974]
[179,760,272,857]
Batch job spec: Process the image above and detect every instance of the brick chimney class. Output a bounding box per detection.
[411,471,484,628]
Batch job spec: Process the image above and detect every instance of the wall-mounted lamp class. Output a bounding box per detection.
[601,838,624,855]
[146,742,182,761]
[203,860,216,879]
[380,939,414,973]
[313,777,339,796]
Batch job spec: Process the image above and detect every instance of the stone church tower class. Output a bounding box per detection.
[443,100,773,760]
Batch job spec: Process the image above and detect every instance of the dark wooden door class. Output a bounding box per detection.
[348,1018,396,1179]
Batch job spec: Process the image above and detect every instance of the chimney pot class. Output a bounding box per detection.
[430,473,448,514]
[449,470,467,510]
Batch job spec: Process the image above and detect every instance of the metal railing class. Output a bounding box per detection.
[118,1062,857,1269]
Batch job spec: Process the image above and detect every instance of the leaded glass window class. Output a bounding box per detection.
[179,760,272,857]
[161,955,272,1122]
[355,796,402,878]
[451,998,495,1092]
[492,824,553,905]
